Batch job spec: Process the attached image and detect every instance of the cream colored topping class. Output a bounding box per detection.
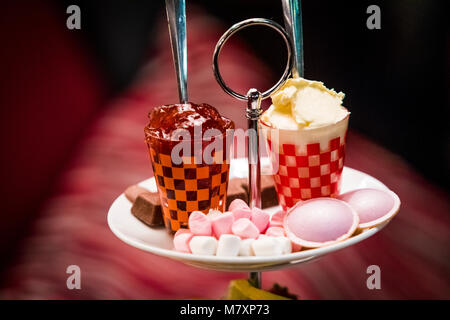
[262,77,349,130]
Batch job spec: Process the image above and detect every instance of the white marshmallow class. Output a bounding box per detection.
[189,236,218,256]
[239,239,255,256]
[216,234,241,257]
[251,237,283,256]
[273,237,292,254]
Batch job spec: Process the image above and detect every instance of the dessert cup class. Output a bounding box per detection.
[259,114,349,210]
[145,126,234,233]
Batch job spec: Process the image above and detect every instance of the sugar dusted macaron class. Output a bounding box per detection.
[338,188,400,229]
[284,198,359,248]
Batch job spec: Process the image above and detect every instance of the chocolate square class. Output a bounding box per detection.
[131,192,164,227]
[236,175,279,209]
[225,177,248,210]
[260,175,278,209]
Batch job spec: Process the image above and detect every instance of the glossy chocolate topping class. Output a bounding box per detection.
[146,103,234,140]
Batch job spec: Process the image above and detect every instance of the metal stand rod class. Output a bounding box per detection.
[246,88,263,288]
[282,0,304,78]
[165,0,188,103]
[247,89,262,210]
[212,18,295,293]
[248,271,261,289]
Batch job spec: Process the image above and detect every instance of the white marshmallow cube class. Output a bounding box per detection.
[216,234,241,256]
[251,237,283,256]
[189,236,217,255]
[273,237,292,254]
[239,239,255,256]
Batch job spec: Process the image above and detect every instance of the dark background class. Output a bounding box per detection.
[69,0,449,188]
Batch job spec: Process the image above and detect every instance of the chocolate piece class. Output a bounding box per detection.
[131,193,164,227]
[125,185,151,203]
[226,177,248,210]
[260,175,279,209]
[239,175,279,209]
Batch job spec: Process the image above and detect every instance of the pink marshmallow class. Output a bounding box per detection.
[232,218,260,239]
[270,210,286,228]
[228,199,249,212]
[173,232,194,253]
[211,212,234,238]
[232,208,252,220]
[188,211,212,236]
[265,226,286,237]
[175,228,191,237]
[251,207,270,233]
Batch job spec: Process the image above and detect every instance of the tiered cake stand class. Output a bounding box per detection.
[108,2,393,290]
[108,158,392,274]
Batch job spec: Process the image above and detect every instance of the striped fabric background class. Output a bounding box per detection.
[1,10,449,299]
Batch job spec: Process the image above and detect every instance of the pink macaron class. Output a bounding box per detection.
[284,198,359,248]
[338,188,400,229]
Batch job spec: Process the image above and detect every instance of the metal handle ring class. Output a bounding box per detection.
[212,18,293,101]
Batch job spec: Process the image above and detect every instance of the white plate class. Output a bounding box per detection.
[108,158,391,272]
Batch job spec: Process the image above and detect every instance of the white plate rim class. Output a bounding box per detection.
[107,163,392,267]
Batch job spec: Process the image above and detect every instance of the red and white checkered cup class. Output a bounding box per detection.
[259,115,349,211]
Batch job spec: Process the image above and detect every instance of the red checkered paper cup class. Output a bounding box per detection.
[259,115,349,210]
